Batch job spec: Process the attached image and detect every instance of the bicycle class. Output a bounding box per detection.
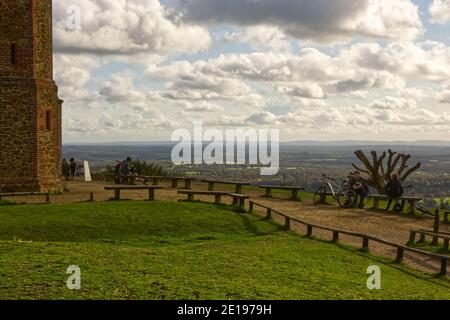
[313,174,356,208]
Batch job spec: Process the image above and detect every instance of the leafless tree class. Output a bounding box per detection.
[352,149,421,194]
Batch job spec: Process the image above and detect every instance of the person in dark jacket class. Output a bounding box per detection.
[348,171,368,209]
[121,157,132,184]
[62,158,70,180]
[69,159,77,178]
[386,173,404,211]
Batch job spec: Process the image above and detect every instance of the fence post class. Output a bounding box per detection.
[90,192,94,202]
[396,248,404,262]
[249,201,254,213]
[443,239,449,251]
[46,193,50,204]
[362,237,369,251]
[266,208,272,219]
[148,189,155,201]
[432,210,440,245]
[444,212,449,224]
[332,231,339,243]
[408,231,416,244]
[419,232,426,243]
[284,217,290,229]
[440,258,447,276]
[306,225,313,237]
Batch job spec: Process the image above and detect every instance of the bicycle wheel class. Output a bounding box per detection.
[313,186,328,205]
[336,189,356,208]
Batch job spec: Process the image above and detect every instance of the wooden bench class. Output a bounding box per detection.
[140,176,195,189]
[0,192,50,203]
[314,191,333,205]
[259,185,305,201]
[201,180,251,194]
[368,194,423,215]
[104,185,164,201]
[178,190,230,204]
[409,229,450,250]
[230,193,250,210]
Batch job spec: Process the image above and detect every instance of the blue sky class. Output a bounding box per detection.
[52,0,450,143]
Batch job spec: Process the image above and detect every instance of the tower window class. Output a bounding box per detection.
[46,111,52,130]
[10,43,17,65]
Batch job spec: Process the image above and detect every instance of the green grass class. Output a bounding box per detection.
[409,241,449,255]
[0,201,449,300]
[0,199,16,206]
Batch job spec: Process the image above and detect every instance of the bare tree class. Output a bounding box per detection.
[352,149,421,194]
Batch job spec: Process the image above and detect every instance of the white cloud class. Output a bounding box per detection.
[276,83,326,99]
[53,0,212,55]
[439,89,450,103]
[369,97,417,110]
[181,101,224,112]
[99,71,149,104]
[430,0,450,24]
[222,26,292,52]
[342,42,450,84]
[170,0,423,42]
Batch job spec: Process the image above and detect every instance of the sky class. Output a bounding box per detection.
[52,0,450,143]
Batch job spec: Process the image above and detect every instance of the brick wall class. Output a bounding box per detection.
[0,0,62,192]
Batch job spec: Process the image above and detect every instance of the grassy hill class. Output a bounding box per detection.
[0,201,448,300]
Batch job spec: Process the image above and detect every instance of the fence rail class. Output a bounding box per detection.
[249,200,449,276]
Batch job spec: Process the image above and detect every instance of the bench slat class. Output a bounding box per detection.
[104,186,164,190]
[260,186,305,190]
[201,180,250,185]
[178,190,230,195]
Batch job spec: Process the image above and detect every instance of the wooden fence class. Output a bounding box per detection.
[249,200,449,276]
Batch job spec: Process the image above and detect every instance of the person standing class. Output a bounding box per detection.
[62,158,70,180]
[114,160,123,184]
[69,158,77,178]
[348,171,368,209]
[121,157,132,185]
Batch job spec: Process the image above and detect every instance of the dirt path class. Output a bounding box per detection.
[3,181,449,274]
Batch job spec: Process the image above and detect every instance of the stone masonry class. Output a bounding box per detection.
[0,0,63,192]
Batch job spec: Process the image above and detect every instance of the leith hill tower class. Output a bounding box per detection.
[0,0,63,192]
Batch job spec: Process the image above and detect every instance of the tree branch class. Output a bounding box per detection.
[388,154,402,176]
[398,154,412,176]
[355,150,374,172]
[352,164,371,175]
[401,162,421,182]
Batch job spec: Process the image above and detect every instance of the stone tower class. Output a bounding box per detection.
[0,0,63,192]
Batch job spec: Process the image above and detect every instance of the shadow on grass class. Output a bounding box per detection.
[237,212,286,237]
[321,240,450,288]
[0,200,17,206]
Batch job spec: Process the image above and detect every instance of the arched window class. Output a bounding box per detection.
[10,43,17,65]
[46,111,52,130]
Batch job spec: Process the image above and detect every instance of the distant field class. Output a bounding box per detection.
[0,201,449,300]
